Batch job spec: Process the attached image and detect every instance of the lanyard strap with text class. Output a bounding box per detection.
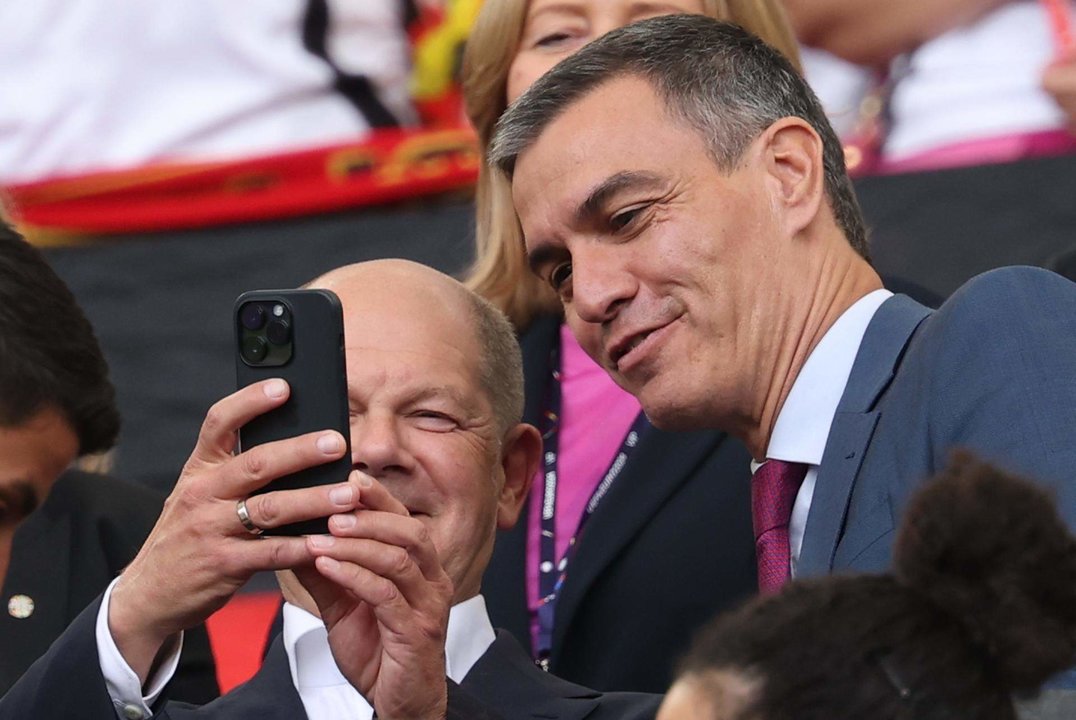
[535,345,650,665]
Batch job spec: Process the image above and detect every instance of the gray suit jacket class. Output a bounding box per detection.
[800,266,1076,576]
[800,267,1076,692]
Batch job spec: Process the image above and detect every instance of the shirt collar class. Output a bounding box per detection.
[762,289,892,467]
[282,594,496,691]
[444,594,496,682]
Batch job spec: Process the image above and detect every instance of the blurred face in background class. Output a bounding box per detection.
[0,406,79,583]
[0,408,79,530]
[506,0,707,104]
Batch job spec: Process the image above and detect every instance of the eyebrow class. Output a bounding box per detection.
[408,385,475,412]
[528,1,690,24]
[526,241,565,277]
[575,170,666,225]
[524,170,667,277]
[526,2,583,22]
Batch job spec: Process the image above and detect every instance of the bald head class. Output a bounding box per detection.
[310,260,524,436]
[313,259,472,318]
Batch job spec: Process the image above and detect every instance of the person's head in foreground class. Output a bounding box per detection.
[462,0,802,330]
[658,451,1076,720]
[0,220,118,533]
[490,15,882,454]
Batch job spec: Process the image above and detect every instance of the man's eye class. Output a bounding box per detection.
[610,205,645,232]
[534,31,574,48]
[412,411,457,432]
[549,262,573,291]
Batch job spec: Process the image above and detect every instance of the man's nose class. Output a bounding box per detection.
[350,413,410,477]
[570,244,636,325]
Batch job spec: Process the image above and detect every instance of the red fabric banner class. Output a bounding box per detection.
[5,127,480,237]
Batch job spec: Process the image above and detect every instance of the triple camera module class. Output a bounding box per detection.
[238,300,293,366]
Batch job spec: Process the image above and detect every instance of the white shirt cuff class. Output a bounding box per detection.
[95,576,185,720]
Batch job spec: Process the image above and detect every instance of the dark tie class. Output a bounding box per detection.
[751,460,809,594]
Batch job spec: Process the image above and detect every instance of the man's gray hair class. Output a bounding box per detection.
[466,290,525,437]
[489,14,869,259]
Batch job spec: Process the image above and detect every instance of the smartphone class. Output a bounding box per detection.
[234,288,351,535]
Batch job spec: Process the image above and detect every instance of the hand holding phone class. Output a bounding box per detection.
[234,288,352,535]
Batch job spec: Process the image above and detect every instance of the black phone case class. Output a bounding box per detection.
[234,289,351,535]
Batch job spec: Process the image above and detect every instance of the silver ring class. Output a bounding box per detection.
[235,498,264,536]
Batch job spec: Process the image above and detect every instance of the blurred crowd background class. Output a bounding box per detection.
[2,0,1075,694]
[2,0,1072,496]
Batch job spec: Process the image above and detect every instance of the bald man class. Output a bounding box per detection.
[0,261,659,720]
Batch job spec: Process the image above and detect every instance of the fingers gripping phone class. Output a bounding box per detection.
[234,289,351,536]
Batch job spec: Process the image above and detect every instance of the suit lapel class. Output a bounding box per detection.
[797,295,931,577]
[550,425,732,656]
[796,413,879,577]
[166,636,306,718]
[0,505,73,689]
[464,631,601,720]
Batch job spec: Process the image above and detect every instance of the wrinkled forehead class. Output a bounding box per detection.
[510,76,675,236]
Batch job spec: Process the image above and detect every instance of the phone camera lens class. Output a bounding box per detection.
[241,336,269,363]
[266,318,291,345]
[240,303,266,331]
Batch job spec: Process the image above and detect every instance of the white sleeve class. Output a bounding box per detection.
[95,577,185,720]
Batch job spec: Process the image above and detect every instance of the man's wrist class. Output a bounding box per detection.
[107,575,173,685]
[97,578,185,719]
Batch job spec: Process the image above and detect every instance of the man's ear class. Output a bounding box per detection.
[759,117,825,235]
[496,422,542,530]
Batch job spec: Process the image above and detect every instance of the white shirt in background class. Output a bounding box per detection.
[886,2,1072,159]
[0,0,414,184]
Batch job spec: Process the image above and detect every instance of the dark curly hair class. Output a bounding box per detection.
[0,221,119,455]
[674,451,1076,720]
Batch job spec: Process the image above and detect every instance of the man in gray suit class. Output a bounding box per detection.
[491,14,1076,620]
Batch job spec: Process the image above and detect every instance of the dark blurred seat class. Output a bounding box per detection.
[42,199,475,493]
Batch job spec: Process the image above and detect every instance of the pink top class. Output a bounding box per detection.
[878,128,1076,174]
[525,324,642,653]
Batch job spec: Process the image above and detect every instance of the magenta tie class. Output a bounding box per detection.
[751,460,809,595]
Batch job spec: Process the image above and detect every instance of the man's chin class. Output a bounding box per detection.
[638,393,702,432]
[643,408,700,432]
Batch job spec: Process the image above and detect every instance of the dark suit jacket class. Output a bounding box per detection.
[0,470,218,702]
[0,595,659,720]
[483,314,757,693]
[800,267,1076,577]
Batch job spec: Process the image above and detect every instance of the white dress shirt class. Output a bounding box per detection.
[0,0,415,184]
[95,579,496,720]
[753,289,892,577]
[886,2,1072,160]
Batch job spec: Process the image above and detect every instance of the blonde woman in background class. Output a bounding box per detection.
[465,0,800,328]
[462,0,804,693]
